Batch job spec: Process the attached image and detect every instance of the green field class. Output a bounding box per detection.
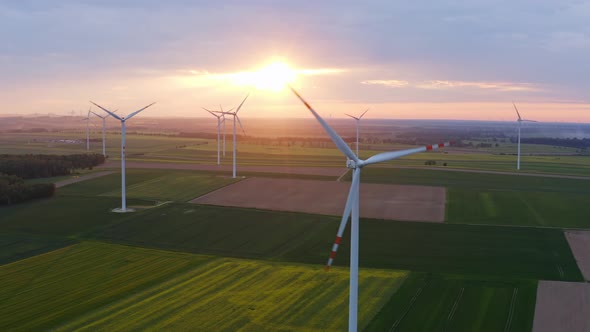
[100,173,239,202]
[0,242,407,331]
[0,233,75,265]
[365,273,537,332]
[3,131,589,176]
[1,130,590,330]
[94,203,582,281]
[350,167,590,228]
[447,189,590,228]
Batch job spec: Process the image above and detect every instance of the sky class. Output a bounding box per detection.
[1,0,590,122]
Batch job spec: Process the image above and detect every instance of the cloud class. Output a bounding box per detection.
[362,79,539,92]
[361,80,409,88]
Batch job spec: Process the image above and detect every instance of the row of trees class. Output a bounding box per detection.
[0,173,55,205]
[0,154,105,179]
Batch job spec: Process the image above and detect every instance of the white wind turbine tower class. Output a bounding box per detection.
[289,86,452,332]
[220,105,228,157]
[90,101,156,212]
[203,107,229,165]
[214,94,249,178]
[513,102,537,171]
[82,107,91,151]
[345,108,369,157]
[90,109,117,157]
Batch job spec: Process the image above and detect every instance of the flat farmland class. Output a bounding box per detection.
[100,173,239,202]
[532,281,590,332]
[95,203,582,281]
[350,167,590,194]
[192,177,446,222]
[0,241,407,331]
[58,169,241,202]
[100,160,346,177]
[565,231,590,280]
[366,273,537,332]
[0,195,148,236]
[447,189,590,228]
[0,233,75,265]
[0,242,212,330]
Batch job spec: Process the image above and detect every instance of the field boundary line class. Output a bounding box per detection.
[187,177,246,202]
[378,165,590,180]
[336,169,350,182]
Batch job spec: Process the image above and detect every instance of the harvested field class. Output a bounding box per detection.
[565,230,590,281]
[99,160,346,177]
[532,281,590,332]
[191,177,446,222]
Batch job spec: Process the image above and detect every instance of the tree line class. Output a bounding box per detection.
[0,173,55,205]
[0,154,105,205]
[0,154,105,179]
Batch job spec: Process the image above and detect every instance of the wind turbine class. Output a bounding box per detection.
[203,107,228,165]
[289,86,452,332]
[214,94,249,178]
[82,107,91,151]
[220,105,228,157]
[513,102,537,171]
[345,108,369,157]
[90,101,156,212]
[90,109,117,157]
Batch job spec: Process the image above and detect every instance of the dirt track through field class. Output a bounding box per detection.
[55,171,114,188]
[532,281,590,332]
[565,231,590,281]
[98,161,345,177]
[191,177,446,222]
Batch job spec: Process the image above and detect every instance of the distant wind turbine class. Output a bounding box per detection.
[90,101,156,212]
[90,108,117,157]
[220,105,227,157]
[82,107,91,151]
[203,107,228,165]
[289,85,452,332]
[214,94,249,178]
[513,102,537,170]
[345,108,369,157]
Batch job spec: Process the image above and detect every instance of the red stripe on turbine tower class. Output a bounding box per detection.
[438,143,445,148]
[426,145,433,151]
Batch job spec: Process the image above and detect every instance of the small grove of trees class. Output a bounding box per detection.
[0,154,105,179]
[0,173,55,205]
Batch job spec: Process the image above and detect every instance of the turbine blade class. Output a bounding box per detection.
[359,108,369,119]
[90,101,122,120]
[522,119,537,122]
[126,101,156,120]
[363,141,453,166]
[345,113,359,120]
[512,102,522,120]
[236,115,246,135]
[90,110,104,118]
[235,93,250,114]
[289,85,359,163]
[203,108,219,118]
[326,171,356,270]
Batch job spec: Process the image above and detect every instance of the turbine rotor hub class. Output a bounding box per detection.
[346,159,358,169]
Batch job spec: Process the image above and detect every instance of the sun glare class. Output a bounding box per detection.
[233,61,296,92]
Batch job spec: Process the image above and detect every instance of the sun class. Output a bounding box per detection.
[233,61,297,92]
